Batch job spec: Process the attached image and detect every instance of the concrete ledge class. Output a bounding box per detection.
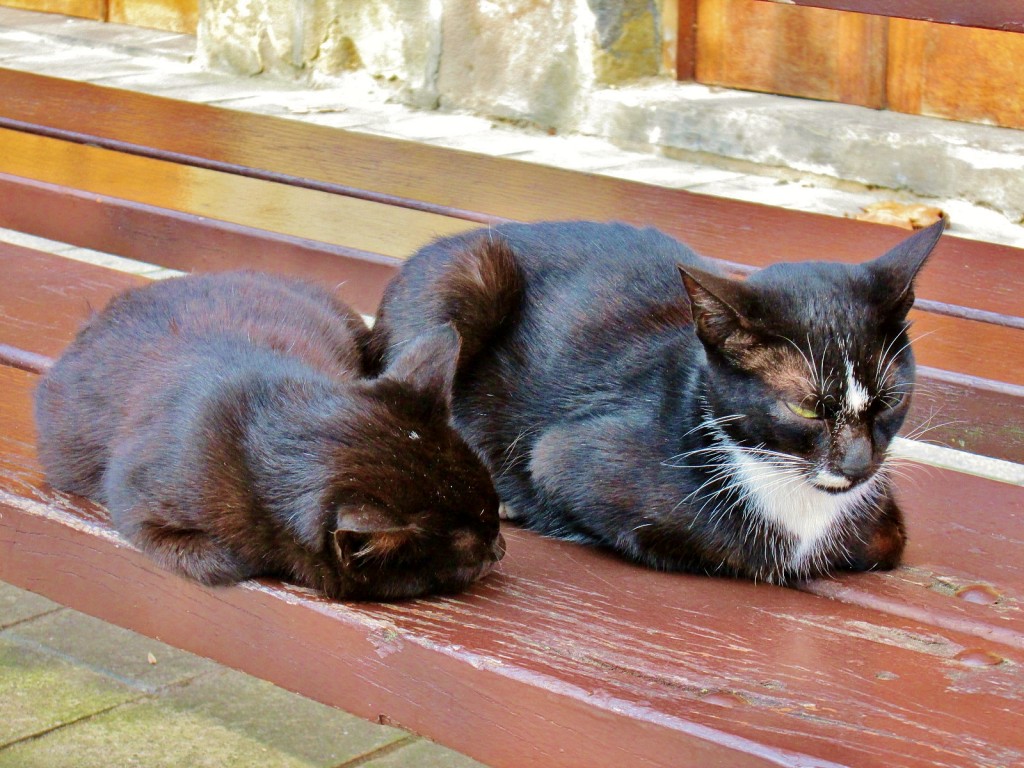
[580,80,1024,224]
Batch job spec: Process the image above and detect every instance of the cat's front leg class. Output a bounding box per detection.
[844,494,907,572]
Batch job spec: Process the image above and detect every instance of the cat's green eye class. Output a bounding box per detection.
[785,402,819,419]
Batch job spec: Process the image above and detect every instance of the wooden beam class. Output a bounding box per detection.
[753,0,1024,33]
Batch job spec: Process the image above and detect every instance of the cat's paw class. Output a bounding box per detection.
[846,516,906,573]
[498,502,520,521]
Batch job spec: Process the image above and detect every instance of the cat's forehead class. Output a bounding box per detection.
[747,261,877,336]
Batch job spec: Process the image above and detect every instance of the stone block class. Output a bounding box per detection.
[4,609,220,692]
[0,668,406,768]
[0,640,140,748]
[0,582,59,631]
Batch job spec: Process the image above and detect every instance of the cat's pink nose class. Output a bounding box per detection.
[491,533,507,562]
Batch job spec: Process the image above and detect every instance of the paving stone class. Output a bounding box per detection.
[372,113,496,142]
[0,668,408,768]
[0,582,60,631]
[601,156,744,189]
[363,738,488,768]
[4,609,220,692]
[510,135,652,173]
[1,49,155,81]
[426,126,553,157]
[0,639,140,748]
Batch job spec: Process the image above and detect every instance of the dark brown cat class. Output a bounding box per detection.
[35,271,504,600]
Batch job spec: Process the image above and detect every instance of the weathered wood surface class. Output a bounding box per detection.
[2,244,1023,649]
[1,363,1021,768]
[753,0,1024,32]
[1,69,1022,325]
[2,64,1024,767]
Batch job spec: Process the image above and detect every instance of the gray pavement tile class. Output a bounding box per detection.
[4,609,220,692]
[372,113,495,142]
[0,669,407,768]
[0,639,141,748]
[0,583,60,630]
[426,127,553,156]
[601,156,744,189]
[508,135,652,173]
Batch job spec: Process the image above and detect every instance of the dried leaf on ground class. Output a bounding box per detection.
[853,201,947,230]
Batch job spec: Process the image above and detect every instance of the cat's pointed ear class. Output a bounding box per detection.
[866,218,944,320]
[333,506,413,571]
[677,264,758,349]
[383,324,461,407]
[335,505,410,534]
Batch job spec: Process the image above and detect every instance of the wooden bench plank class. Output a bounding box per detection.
[0,127,474,261]
[3,249,1023,650]
[753,1,1024,33]
[1,362,1021,768]
[1,69,1022,326]
[0,174,399,317]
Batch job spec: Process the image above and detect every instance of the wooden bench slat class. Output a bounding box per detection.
[2,362,1022,768]
[1,69,1022,326]
[0,127,474,262]
[753,1,1024,33]
[0,175,398,317]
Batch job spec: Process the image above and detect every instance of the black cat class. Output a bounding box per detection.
[35,271,504,600]
[371,220,945,584]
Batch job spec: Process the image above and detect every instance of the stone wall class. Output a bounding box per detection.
[197,0,665,128]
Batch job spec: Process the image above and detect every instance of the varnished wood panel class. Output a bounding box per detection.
[1,366,1022,768]
[0,0,103,20]
[695,0,887,108]
[1,70,1021,325]
[0,128,473,261]
[753,0,1024,33]
[888,18,1024,130]
[108,0,197,34]
[0,175,400,317]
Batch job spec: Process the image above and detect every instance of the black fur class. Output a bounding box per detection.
[372,220,944,583]
[35,271,504,600]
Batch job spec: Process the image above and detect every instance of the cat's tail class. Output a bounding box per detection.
[434,232,524,367]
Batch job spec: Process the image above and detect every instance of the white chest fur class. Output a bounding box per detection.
[722,438,878,571]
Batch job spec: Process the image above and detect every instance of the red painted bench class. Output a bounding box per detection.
[1,69,1022,767]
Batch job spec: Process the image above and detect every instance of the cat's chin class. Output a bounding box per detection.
[810,470,870,495]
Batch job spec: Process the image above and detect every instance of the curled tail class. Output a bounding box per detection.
[435,233,523,367]
[371,231,524,374]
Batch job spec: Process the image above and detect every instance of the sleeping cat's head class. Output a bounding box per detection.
[316,325,504,601]
[678,219,944,495]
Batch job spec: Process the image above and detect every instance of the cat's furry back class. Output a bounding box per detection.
[372,221,944,583]
[35,271,504,600]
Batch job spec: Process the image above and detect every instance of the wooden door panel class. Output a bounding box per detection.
[0,0,103,20]
[695,0,887,108]
[888,18,1024,129]
[107,0,196,34]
